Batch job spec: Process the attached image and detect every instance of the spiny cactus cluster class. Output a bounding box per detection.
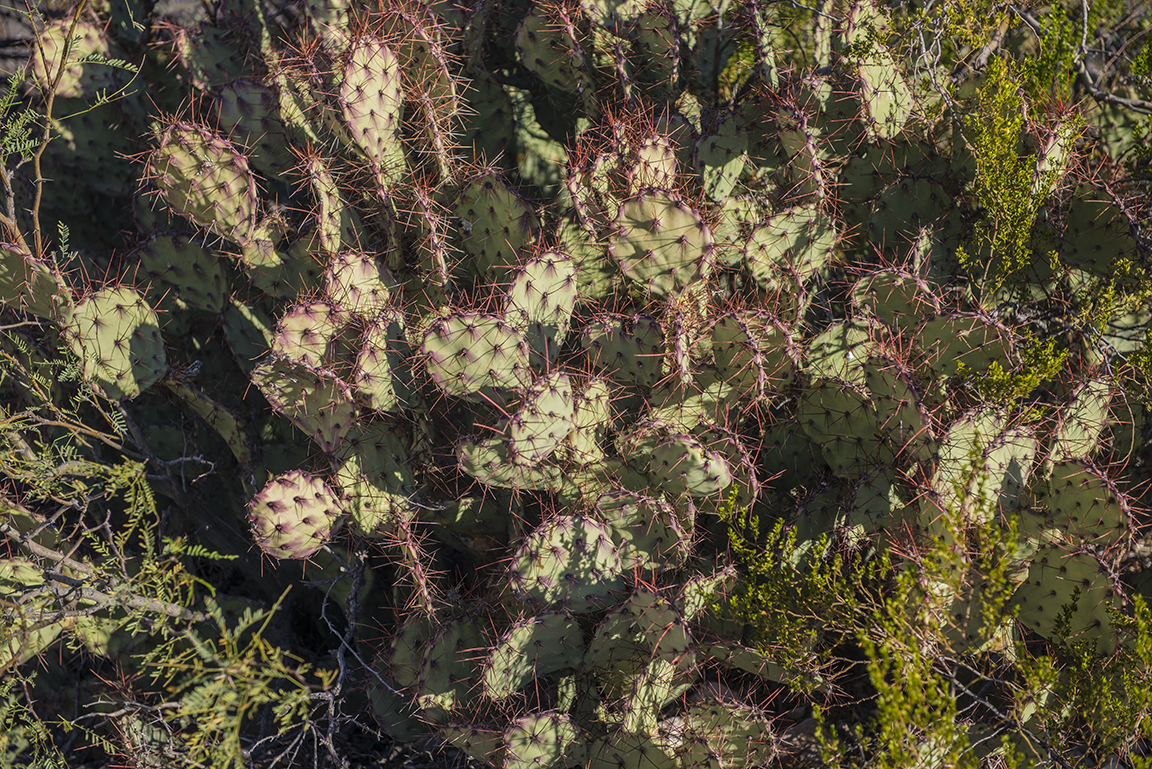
[4,0,1152,765]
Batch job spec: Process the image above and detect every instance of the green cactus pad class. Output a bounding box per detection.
[482,612,585,700]
[148,122,260,242]
[867,178,961,255]
[137,234,227,315]
[64,286,167,401]
[215,79,294,179]
[335,423,418,536]
[250,357,358,454]
[695,116,748,202]
[983,425,1039,512]
[303,154,365,257]
[692,424,759,512]
[678,700,778,769]
[32,20,124,99]
[504,712,584,769]
[0,558,63,668]
[506,251,579,366]
[422,313,531,399]
[0,243,73,320]
[609,190,714,297]
[1041,460,1129,547]
[712,311,798,399]
[507,371,576,464]
[172,24,247,90]
[625,426,733,498]
[856,55,914,141]
[582,314,666,390]
[389,612,437,690]
[515,5,591,94]
[1012,544,1122,655]
[862,357,936,464]
[698,643,790,685]
[778,123,828,201]
[508,516,625,613]
[440,724,503,764]
[458,437,564,491]
[568,378,612,464]
[1060,187,1139,276]
[627,587,696,674]
[416,617,485,720]
[624,657,695,734]
[339,37,406,176]
[222,299,274,373]
[932,408,1007,523]
[585,603,647,697]
[1052,377,1113,461]
[270,302,346,368]
[455,175,542,280]
[166,382,255,468]
[353,309,416,413]
[913,313,1016,380]
[238,237,326,300]
[634,134,679,190]
[595,490,690,573]
[588,732,678,769]
[326,252,397,319]
[805,319,882,387]
[850,269,939,334]
[247,470,344,560]
[797,379,878,478]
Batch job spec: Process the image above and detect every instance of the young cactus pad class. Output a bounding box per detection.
[247,470,344,560]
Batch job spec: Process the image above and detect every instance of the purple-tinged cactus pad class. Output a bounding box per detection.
[247,470,344,560]
[270,302,346,368]
[421,313,531,399]
[147,122,259,242]
[339,37,405,177]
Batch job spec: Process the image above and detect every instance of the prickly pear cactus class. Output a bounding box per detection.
[6,0,1152,765]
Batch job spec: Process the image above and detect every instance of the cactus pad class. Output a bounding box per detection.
[609,190,714,297]
[247,471,344,560]
[64,286,167,401]
[482,612,585,700]
[508,516,625,613]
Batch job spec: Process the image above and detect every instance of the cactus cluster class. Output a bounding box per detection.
[4,0,1152,765]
